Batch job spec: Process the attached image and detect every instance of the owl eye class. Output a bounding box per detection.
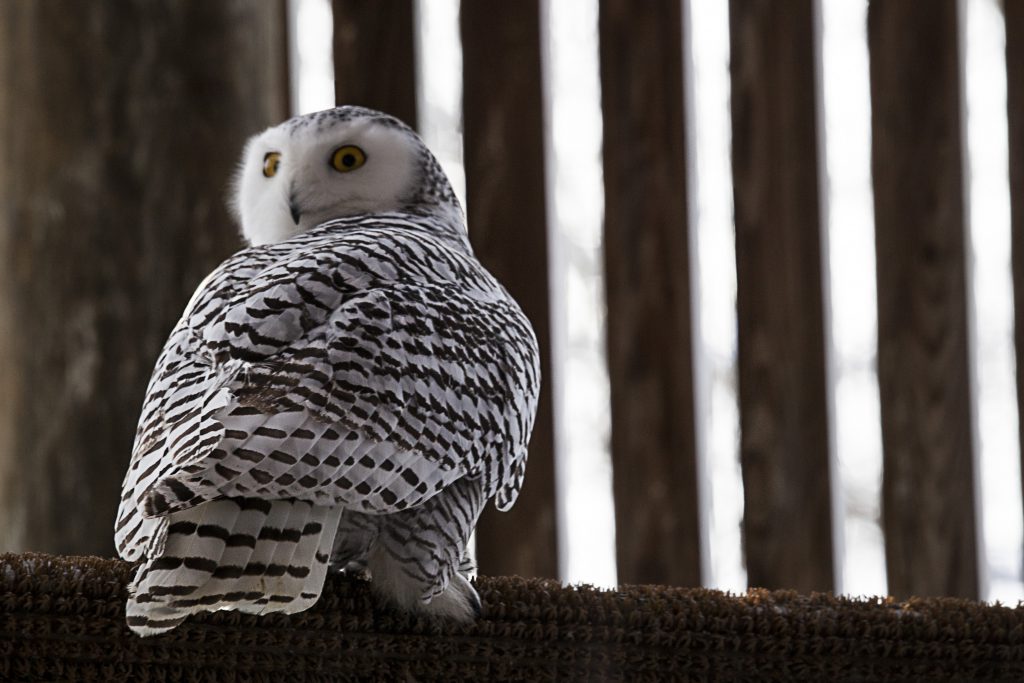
[263,152,281,178]
[330,145,367,173]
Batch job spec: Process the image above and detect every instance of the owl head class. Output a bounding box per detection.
[231,106,464,246]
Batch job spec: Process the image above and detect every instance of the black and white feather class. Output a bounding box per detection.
[114,106,540,636]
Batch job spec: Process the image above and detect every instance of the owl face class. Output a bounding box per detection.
[232,108,422,246]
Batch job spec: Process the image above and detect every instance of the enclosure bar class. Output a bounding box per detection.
[728,0,835,592]
[332,0,418,127]
[460,2,559,578]
[597,0,702,587]
[0,1,287,555]
[278,0,293,116]
[867,0,979,599]
[1007,0,1024,546]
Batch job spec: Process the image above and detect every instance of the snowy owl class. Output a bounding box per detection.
[114,106,540,636]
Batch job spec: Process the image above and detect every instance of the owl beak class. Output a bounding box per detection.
[288,198,301,225]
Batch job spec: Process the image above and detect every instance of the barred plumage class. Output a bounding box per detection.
[115,107,540,635]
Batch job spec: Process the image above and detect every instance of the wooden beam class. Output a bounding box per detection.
[461,1,558,578]
[332,0,418,127]
[1006,0,1024,556]
[867,0,979,599]
[279,0,293,116]
[0,1,288,555]
[598,0,702,586]
[729,0,835,592]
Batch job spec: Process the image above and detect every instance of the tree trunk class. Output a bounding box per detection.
[0,0,288,555]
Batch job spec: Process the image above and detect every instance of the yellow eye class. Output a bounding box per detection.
[330,145,367,173]
[263,152,281,178]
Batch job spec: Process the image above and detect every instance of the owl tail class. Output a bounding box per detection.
[125,499,342,636]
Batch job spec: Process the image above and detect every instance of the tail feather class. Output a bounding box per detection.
[230,499,296,615]
[180,500,269,605]
[125,498,341,636]
[287,505,344,614]
[252,499,311,616]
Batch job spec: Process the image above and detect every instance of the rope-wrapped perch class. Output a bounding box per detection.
[1,553,1022,681]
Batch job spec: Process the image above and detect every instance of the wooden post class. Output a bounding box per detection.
[729,0,835,592]
[332,0,418,127]
[867,0,979,599]
[0,2,288,555]
[1006,0,1024,550]
[598,0,702,586]
[461,2,559,578]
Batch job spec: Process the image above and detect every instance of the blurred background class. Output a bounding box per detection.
[1,0,1021,604]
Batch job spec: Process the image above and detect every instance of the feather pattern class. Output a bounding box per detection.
[117,105,539,635]
[117,214,539,634]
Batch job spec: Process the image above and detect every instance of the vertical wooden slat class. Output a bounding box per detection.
[332,0,417,126]
[868,0,979,599]
[461,2,558,578]
[1006,0,1024,547]
[729,0,835,592]
[0,1,287,554]
[279,0,294,116]
[598,0,702,586]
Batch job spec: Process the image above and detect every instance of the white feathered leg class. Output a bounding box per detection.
[362,476,485,621]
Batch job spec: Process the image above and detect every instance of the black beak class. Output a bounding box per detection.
[289,199,301,226]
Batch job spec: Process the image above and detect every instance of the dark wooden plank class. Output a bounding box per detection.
[598,0,702,586]
[0,1,288,554]
[1007,0,1024,552]
[279,0,293,116]
[729,0,834,592]
[332,0,417,126]
[461,2,558,578]
[867,0,978,599]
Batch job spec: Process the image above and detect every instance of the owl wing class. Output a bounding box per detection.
[137,243,540,522]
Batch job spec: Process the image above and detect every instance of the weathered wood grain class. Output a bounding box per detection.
[0,1,288,554]
[461,2,559,578]
[598,0,702,586]
[332,0,417,126]
[729,0,835,592]
[867,0,979,599]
